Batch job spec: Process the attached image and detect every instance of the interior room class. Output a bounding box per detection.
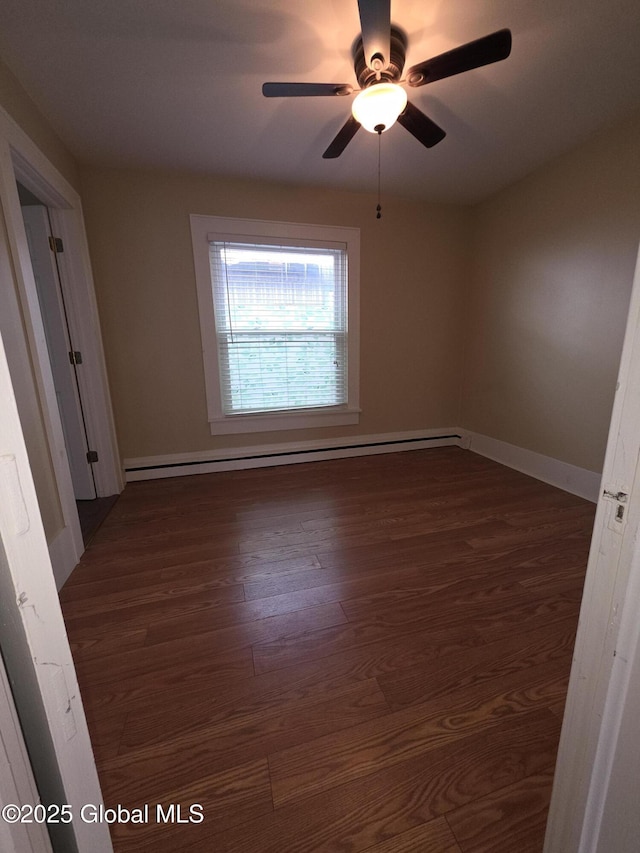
[1,1,640,851]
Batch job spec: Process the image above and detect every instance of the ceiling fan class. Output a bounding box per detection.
[262,0,511,159]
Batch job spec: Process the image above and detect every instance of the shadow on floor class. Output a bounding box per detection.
[76,495,119,545]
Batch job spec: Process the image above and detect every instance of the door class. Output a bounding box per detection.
[20,203,96,500]
[0,330,112,852]
[0,648,53,853]
[544,239,640,851]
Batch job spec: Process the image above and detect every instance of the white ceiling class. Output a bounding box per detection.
[1,0,639,204]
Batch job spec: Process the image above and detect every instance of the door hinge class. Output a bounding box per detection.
[86,450,99,464]
[69,350,83,365]
[48,236,64,253]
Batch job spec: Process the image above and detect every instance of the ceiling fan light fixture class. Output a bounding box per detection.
[351,82,407,133]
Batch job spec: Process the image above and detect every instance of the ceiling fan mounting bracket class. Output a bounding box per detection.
[354,26,406,89]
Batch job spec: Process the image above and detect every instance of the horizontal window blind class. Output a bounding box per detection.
[208,241,348,416]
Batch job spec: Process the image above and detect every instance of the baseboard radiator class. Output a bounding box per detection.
[124,431,463,481]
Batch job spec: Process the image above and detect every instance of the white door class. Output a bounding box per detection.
[592,575,640,851]
[545,240,640,851]
[0,330,112,853]
[20,204,95,500]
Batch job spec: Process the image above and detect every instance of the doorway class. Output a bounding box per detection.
[18,184,117,543]
[0,112,124,586]
[19,185,96,500]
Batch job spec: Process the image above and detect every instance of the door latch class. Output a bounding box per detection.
[603,488,629,526]
[603,489,628,503]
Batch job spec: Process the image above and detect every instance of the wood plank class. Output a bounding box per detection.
[101,679,388,805]
[121,624,481,753]
[446,769,556,853]
[140,593,349,647]
[60,576,245,621]
[64,553,322,590]
[160,553,322,586]
[316,530,475,572]
[364,818,462,853]
[206,711,560,853]
[60,564,171,599]
[67,625,148,663]
[72,532,320,581]
[75,643,255,710]
[108,757,273,852]
[339,576,530,625]
[144,598,348,655]
[475,594,580,643]
[81,707,128,763]
[243,534,590,601]
[547,699,567,721]
[465,516,593,552]
[377,617,577,710]
[73,603,349,715]
[269,657,571,808]
[252,616,483,675]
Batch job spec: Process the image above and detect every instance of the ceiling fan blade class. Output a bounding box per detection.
[263,82,353,97]
[406,29,512,87]
[397,101,446,148]
[323,116,361,159]
[358,0,391,70]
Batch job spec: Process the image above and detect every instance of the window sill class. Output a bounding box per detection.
[209,407,361,435]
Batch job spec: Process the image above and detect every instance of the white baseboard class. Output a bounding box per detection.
[464,430,601,503]
[123,426,602,503]
[124,428,463,481]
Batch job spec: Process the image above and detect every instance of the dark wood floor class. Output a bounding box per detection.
[60,447,596,853]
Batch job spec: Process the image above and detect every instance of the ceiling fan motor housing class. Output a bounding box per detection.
[354,26,407,89]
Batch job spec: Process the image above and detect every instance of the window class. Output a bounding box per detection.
[190,215,360,434]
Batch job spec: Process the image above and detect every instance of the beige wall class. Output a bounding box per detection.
[80,109,640,472]
[0,58,79,193]
[79,167,470,460]
[461,111,640,473]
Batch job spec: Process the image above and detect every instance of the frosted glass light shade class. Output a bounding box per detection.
[351,83,408,133]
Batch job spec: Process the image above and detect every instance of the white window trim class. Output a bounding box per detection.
[190,215,360,435]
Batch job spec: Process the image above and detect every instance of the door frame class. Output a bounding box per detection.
[0,643,53,853]
[0,105,123,584]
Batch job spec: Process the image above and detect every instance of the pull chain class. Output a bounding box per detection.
[375,125,383,219]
